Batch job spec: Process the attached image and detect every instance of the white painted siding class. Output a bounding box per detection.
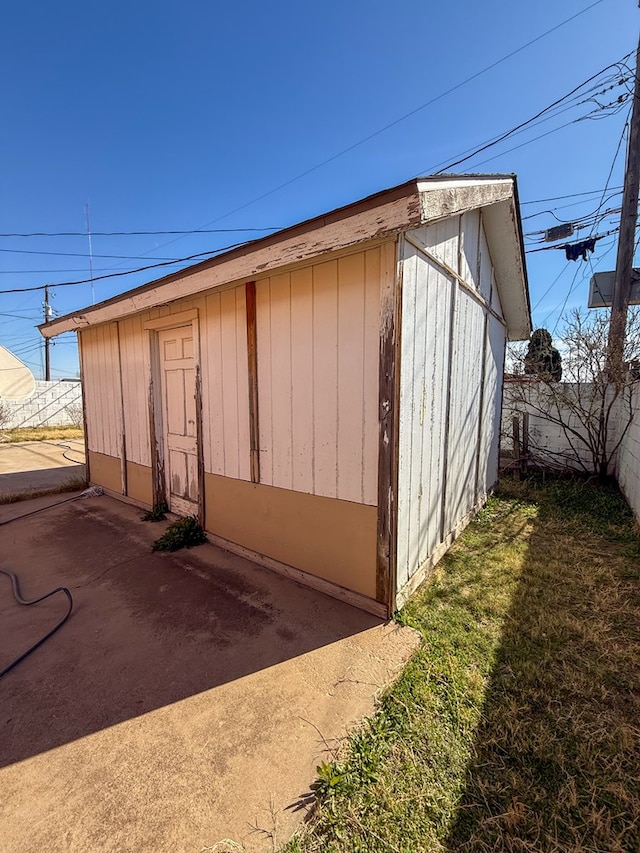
[82,289,251,483]
[490,268,504,319]
[200,287,251,481]
[477,314,505,496]
[459,210,480,290]
[119,314,151,467]
[81,324,122,458]
[479,217,494,304]
[411,217,460,273]
[396,246,452,590]
[256,245,390,505]
[444,289,485,533]
[397,222,506,595]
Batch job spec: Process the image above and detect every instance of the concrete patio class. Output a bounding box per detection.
[0,438,86,496]
[0,494,419,852]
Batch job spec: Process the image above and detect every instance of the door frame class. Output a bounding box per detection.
[144,309,205,524]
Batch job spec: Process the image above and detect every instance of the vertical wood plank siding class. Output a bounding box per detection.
[396,250,452,590]
[82,244,388,508]
[256,246,389,505]
[480,314,507,491]
[119,314,151,467]
[81,324,122,459]
[444,289,485,532]
[200,287,251,481]
[396,216,507,593]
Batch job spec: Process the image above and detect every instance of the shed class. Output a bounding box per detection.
[40,176,531,616]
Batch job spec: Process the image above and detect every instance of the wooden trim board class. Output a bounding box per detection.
[376,239,401,613]
[245,281,260,484]
[143,309,199,330]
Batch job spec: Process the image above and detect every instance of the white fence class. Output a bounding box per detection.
[502,378,640,522]
[1,380,83,430]
[616,387,640,521]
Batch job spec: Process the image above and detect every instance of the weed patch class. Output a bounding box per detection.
[152,515,207,552]
[142,502,168,522]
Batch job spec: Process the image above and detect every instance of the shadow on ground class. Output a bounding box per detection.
[445,482,640,852]
[0,464,86,495]
[0,495,380,769]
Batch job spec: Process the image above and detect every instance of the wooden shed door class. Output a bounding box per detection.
[158,325,199,516]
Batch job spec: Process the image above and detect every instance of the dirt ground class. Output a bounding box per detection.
[0,494,419,852]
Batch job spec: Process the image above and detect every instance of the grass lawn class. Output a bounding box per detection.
[0,425,84,443]
[283,478,640,853]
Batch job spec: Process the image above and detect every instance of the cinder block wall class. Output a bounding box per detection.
[617,388,640,523]
[1,380,83,429]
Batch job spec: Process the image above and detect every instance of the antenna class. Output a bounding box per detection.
[43,284,52,380]
[85,203,95,305]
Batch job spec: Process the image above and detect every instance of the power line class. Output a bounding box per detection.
[0,247,177,260]
[543,264,582,330]
[0,188,625,244]
[0,227,281,239]
[140,0,609,250]
[524,201,623,239]
[521,186,624,206]
[0,263,196,274]
[589,110,630,237]
[526,228,619,253]
[429,58,632,173]
[521,189,623,220]
[531,262,571,313]
[539,237,618,332]
[0,312,41,320]
[0,239,253,295]
[442,95,629,174]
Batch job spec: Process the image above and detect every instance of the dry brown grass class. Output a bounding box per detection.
[0,425,84,443]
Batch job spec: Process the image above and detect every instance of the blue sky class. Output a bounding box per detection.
[0,0,635,379]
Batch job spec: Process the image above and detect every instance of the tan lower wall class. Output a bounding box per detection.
[88,450,122,493]
[204,473,378,599]
[126,461,153,506]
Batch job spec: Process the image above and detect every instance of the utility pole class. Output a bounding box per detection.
[608,26,640,379]
[43,285,51,381]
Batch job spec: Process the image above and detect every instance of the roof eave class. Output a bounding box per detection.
[40,174,531,340]
[40,179,423,338]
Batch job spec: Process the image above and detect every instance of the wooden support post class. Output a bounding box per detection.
[521,412,529,476]
[376,241,402,614]
[77,331,91,485]
[115,322,127,496]
[147,332,166,508]
[195,363,206,526]
[245,281,260,484]
[513,415,521,481]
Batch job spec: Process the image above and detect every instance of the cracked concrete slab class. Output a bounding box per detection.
[0,494,420,852]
